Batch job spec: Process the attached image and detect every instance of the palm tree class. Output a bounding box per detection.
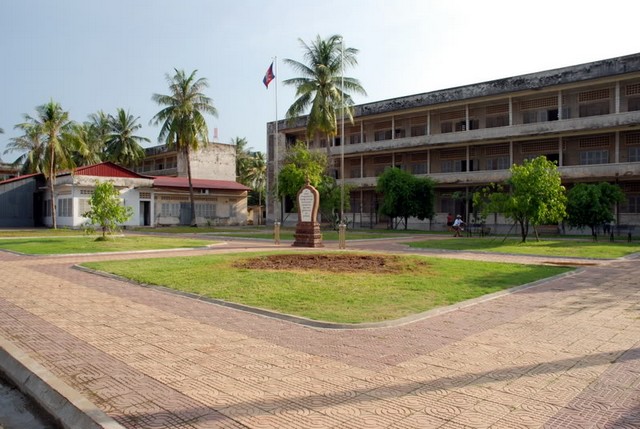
[4,119,46,174]
[151,69,218,226]
[231,136,252,185]
[245,152,266,225]
[33,101,74,229]
[64,122,104,166]
[283,34,366,142]
[105,108,149,168]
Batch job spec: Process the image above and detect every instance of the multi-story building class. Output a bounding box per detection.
[0,162,19,181]
[267,53,640,231]
[136,142,236,181]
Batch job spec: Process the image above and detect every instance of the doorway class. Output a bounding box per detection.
[139,201,150,226]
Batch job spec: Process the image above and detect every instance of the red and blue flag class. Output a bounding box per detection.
[263,62,275,88]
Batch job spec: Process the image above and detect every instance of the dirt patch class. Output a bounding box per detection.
[233,253,419,274]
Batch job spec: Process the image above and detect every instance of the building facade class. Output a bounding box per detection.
[0,162,250,228]
[136,142,236,182]
[267,53,640,231]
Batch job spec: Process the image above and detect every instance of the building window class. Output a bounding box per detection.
[78,199,91,216]
[486,157,510,170]
[628,147,640,162]
[161,203,180,217]
[579,150,609,165]
[624,195,640,213]
[579,101,610,117]
[374,130,392,141]
[195,203,216,218]
[411,125,426,137]
[411,163,428,174]
[522,109,559,124]
[349,134,361,144]
[229,204,237,218]
[440,122,453,134]
[57,198,73,218]
[628,97,640,112]
[441,160,467,173]
[486,114,509,128]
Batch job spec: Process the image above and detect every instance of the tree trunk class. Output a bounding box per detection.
[519,220,527,243]
[258,189,262,225]
[49,141,57,229]
[186,146,197,227]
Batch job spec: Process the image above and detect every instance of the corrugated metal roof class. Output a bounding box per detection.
[153,176,251,191]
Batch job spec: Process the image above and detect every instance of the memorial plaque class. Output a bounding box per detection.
[298,188,315,222]
[292,182,323,247]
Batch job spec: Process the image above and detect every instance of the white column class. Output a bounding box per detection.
[427,111,431,135]
[558,91,563,119]
[559,137,563,167]
[615,81,621,114]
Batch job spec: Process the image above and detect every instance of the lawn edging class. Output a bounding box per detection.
[73,264,581,330]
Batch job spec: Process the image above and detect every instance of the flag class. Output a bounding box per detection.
[263,62,275,89]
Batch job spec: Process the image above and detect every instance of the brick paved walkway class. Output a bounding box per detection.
[0,238,639,428]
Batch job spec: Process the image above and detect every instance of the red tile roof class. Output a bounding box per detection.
[153,176,250,191]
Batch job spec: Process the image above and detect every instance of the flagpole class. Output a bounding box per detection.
[273,57,281,244]
[274,56,279,224]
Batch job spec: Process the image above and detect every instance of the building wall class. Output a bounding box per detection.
[154,191,248,226]
[0,179,37,227]
[178,143,236,181]
[138,143,236,181]
[42,176,155,229]
[266,54,640,230]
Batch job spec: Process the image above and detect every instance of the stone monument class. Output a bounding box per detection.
[292,181,323,247]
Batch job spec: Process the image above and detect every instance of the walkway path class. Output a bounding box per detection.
[0,237,638,428]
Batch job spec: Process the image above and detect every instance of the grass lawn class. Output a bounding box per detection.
[0,228,87,237]
[408,237,640,259]
[0,236,217,255]
[82,251,572,323]
[132,226,434,240]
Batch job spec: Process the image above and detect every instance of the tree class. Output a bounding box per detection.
[12,101,75,228]
[283,34,366,141]
[64,122,104,166]
[566,182,625,239]
[245,151,267,224]
[83,181,133,239]
[105,108,149,168]
[151,69,218,226]
[376,167,435,230]
[4,119,46,174]
[278,141,327,198]
[480,156,567,242]
[231,136,252,185]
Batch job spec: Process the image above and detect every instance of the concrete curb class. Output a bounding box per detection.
[74,262,583,330]
[0,334,125,429]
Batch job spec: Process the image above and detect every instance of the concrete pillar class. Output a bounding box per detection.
[615,81,621,114]
[615,132,620,163]
[509,97,513,125]
[427,111,431,135]
[558,91,563,119]
[559,137,563,167]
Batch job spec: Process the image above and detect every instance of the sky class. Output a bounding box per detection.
[2,0,640,163]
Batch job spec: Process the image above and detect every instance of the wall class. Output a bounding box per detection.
[178,143,236,181]
[0,179,36,227]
